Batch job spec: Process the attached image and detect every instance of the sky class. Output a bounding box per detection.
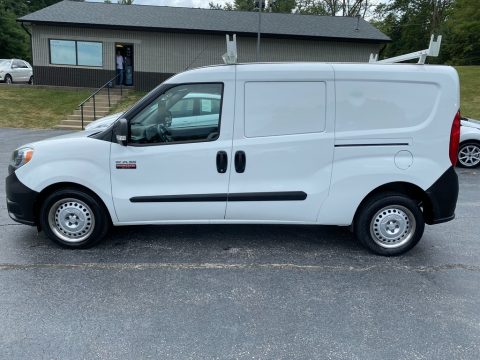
[88,0,390,12]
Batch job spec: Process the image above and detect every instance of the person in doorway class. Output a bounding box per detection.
[116,51,124,85]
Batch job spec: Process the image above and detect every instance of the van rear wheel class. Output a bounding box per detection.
[354,193,425,256]
[39,188,110,248]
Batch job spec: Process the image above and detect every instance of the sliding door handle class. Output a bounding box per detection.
[234,151,246,173]
[216,151,227,173]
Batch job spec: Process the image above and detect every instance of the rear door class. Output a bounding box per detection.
[225,65,335,222]
[12,60,28,81]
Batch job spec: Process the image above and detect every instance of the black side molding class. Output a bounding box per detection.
[5,172,38,226]
[130,191,307,203]
[424,166,458,225]
[229,192,306,201]
[335,143,409,147]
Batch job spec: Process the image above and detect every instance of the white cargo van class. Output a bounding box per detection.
[6,63,460,255]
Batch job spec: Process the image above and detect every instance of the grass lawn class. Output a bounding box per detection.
[0,86,90,128]
[109,90,147,114]
[456,66,480,119]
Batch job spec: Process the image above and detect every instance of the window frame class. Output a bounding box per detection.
[127,82,224,147]
[13,60,28,69]
[49,39,103,68]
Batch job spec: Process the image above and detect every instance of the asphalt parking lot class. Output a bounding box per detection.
[0,128,479,359]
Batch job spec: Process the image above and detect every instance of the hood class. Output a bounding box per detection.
[84,112,123,131]
[461,118,480,130]
[24,128,101,148]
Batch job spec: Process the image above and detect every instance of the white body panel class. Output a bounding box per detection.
[226,64,335,222]
[318,63,459,225]
[14,63,460,227]
[460,118,480,143]
[15,131,117,221]
[110,66,235,222]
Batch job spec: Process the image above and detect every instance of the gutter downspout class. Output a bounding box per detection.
[20,22,33,65]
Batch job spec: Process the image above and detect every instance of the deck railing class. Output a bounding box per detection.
[78,73,123,130]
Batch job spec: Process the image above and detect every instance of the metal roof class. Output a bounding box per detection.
[18,0,390,43]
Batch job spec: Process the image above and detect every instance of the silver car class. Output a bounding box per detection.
[459,117,480,168]
[0,59,33,84]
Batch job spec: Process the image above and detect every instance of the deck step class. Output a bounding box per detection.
[55,124,85,131]
[67,114,106,121]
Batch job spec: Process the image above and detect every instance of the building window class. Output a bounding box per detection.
[50,40,76,65]
[77,42,103,66]
[49,39,103,67]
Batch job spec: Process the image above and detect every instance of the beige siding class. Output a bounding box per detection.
[31,24,382,73]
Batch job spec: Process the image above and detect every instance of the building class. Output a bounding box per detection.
[18,0,390,91]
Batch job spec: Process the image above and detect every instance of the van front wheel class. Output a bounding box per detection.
[39,188,110,248]
[354,193,425,256]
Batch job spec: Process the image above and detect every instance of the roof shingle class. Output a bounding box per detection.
[18,0,390,43]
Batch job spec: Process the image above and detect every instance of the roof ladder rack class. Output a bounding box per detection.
[222,34,237,65]
[369,34,442,64]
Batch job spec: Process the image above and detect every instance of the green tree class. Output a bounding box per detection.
[0,10,29,60]
[269,0,296,13]
[444,0,480,64]
[297,0,370,16]
[0,0,29,60]
[373,0,453,61]
[210,0,370,16]
[0,0,64,60]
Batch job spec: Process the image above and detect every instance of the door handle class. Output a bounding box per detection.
[216,151,227,173]
[234,151,246,173]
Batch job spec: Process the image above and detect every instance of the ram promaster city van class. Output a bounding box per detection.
[6,63,460,255]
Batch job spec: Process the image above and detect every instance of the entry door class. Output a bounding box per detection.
[225,65,335,222]
[110,80,234,223]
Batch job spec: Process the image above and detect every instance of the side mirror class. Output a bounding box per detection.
[115,118,128,146]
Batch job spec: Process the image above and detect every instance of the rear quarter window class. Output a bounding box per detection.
[335,81,440,133]
[244,81,326,138]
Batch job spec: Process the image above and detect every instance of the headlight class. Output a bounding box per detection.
[9,147,34,172]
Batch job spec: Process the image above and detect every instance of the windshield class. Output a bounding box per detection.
[0,60,9,66]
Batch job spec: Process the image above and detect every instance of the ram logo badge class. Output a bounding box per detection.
[116,160,136,169]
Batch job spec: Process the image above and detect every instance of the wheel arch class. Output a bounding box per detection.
[35,182,113,230]
[460,139,480,146]
[352,182,433,226]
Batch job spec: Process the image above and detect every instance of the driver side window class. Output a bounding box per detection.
[129,83,223,145]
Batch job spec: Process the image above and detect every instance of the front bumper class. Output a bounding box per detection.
[5,172,38,226]
[424,166,459,225]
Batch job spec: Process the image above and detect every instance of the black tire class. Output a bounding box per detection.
[353,192,425,256]
[28,75,33,85]
[4,75,12,84]
[39,188,110,248]
[457,142,480,168]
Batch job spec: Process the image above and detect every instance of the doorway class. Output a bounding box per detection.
[115,43,134,86]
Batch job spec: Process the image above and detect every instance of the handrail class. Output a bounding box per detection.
[78,73,123,130]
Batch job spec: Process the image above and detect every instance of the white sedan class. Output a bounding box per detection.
[459,117,480,168]
[0,59,33,84]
